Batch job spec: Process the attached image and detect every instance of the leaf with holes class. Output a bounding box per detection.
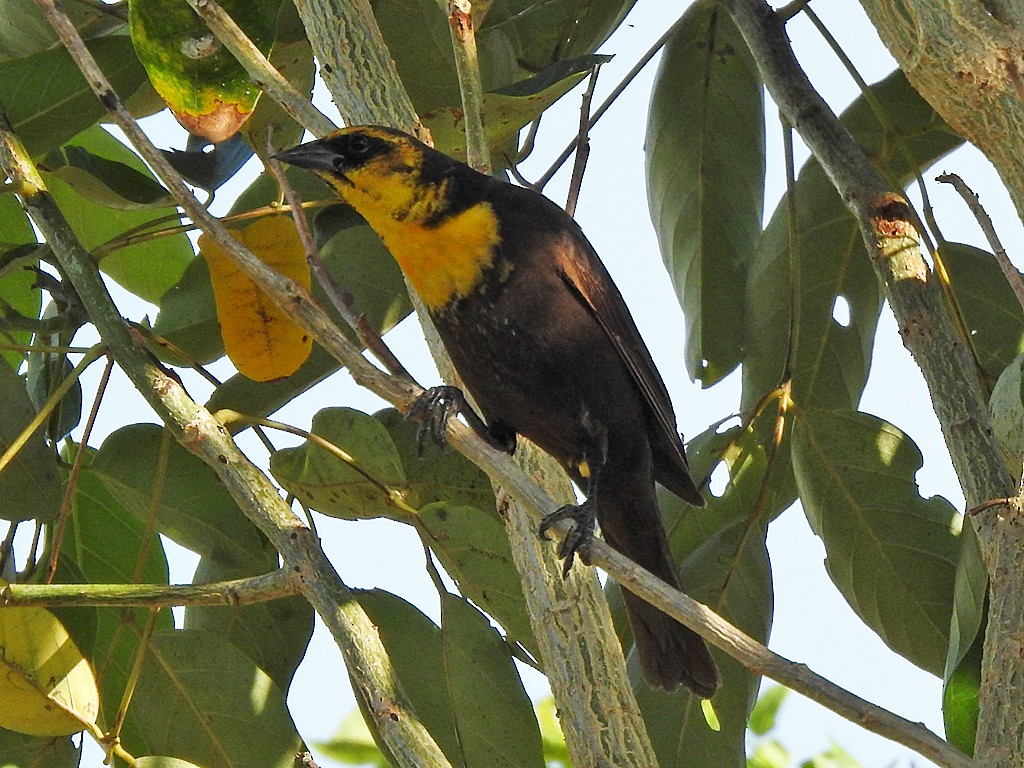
[792,407,961,675]
[743,71,962,412]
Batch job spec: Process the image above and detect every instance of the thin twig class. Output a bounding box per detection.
[937,172,1024,312]
[565,64,601,216]
[47,353,114,582]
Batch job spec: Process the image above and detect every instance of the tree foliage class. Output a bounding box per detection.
[0,0,1018,766]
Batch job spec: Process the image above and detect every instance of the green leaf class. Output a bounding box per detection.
[747,685,788,736]
[150,256,225,364]
[748,739,790,768]
[129,0,284,141]
[44,125,193,303]
[91,423,266,569]
[349,589,461,764]
[25,345,82,442]
[646,0,764,385]
[0,728,79,767]
[424,55,612,162]
[0,361,61,523]
[420,502,535,651]
[0,241,43,371]
[990,353,1024,480]
[0,36,147,156]
[41,143,173,210]
[244,1,315,152]
[0,0,122,62]
[137,758,204,768]
[743,70,963,412]
[440,591,544,768]
[370,0,516,116]
[943,242,1024,385]
[482,0,636,72]
[63,466,173,752]
[271,406,410,520]
[184,557,314,692]
[943,521,986,757]
[535,697,569,764]
[375,408,495,510]
[316,709,389,767]
[800,744,864,768]
[123,629,303,768]
[791,408,961,675]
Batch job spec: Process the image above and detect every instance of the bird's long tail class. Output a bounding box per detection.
[598,479,720,696]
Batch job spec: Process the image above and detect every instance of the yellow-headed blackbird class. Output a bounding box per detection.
[276,126,719,696]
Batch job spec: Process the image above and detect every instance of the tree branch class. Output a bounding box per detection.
[1,568,302,608]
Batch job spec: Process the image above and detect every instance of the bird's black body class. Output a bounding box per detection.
[275,127,720,696]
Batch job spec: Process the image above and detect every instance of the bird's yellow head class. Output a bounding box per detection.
[275,126,456,226]
[276,126,502,309]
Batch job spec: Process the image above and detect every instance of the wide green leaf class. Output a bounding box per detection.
[370,0,517,116]
[943,242,1024,387]
[425,55,611,162]
[129,0,284,141]
[91,423,266,569]
[123,629,303,768]
[0,728,79,767]
[440,591,544,768]
[41,143,173,210]
[0,241,43,371]
[351,589,461,764]
[271,407,410,520]
[44,125,193,303]
[990,352,1024,477]
[184,557,314,692]
[150,256,224,364]
[0,361,61,523]
[63,466,173,752]
[646,0,764,386]
[0,36,146,157]
[791,408,961,675]
[0,0,122,61]
[742,71,963,412]
[483,0,636,72]
[375,408,495,511]
[420,502,535,651]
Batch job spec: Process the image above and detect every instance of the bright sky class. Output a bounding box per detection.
[65,1,1024,766]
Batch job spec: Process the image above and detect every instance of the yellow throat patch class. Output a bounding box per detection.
[323,153,501,310]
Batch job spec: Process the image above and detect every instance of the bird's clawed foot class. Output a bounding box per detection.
[407,385,463,450]
[407,385,516,454]
[539,499,597,578]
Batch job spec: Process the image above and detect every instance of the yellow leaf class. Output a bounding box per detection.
[0,595,100,736]
[201,215,313,381]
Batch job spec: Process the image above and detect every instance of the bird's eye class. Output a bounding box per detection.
[346,134,372,156]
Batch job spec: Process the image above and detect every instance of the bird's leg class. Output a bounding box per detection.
[539,418,608,577]
[407,385,516,453]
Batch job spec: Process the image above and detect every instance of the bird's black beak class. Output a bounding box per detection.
[273,141,338,173]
